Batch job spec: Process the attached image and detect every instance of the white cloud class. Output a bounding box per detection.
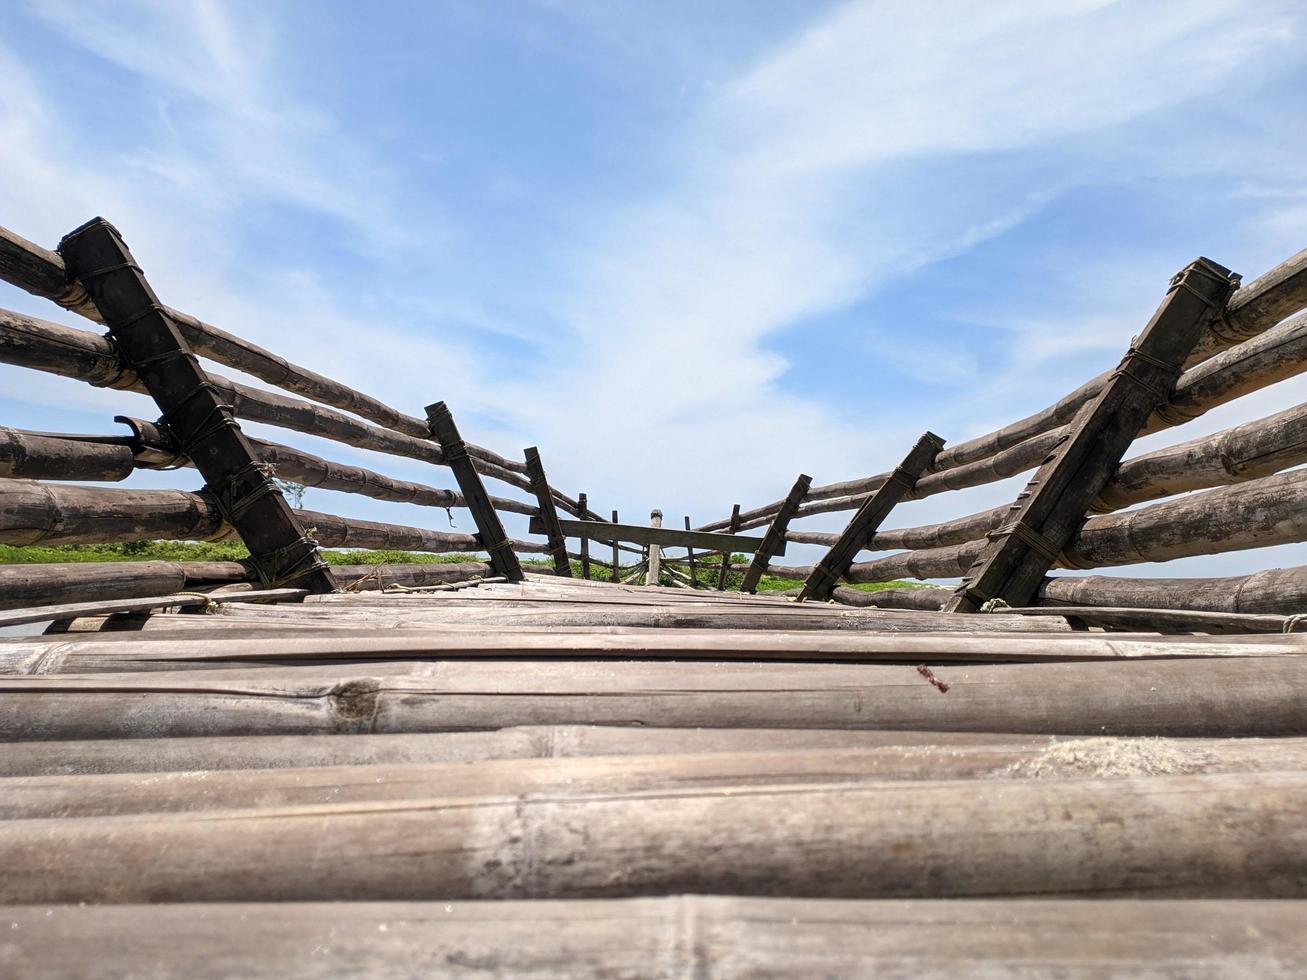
[2,0,1305,580]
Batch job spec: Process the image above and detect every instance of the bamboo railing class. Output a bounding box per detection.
[3,216,1307,617]
[0,217,620,604]
[702,245,1307,615]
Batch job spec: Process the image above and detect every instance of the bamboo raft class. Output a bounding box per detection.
[2,218,1307,976]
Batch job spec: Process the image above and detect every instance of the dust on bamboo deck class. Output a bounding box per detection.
[3,572,1307,978]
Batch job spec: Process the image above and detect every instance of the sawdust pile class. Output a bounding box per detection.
[1000,737,1218,779]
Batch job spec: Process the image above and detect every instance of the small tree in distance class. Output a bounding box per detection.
[273,479,307,509]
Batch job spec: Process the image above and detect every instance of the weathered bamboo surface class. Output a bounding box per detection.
[0,572,1301,971]
[835,565,1307,618]
[0,477,551,556]
[0,306,570,499]
[0,560,252,611]
[5,654,1307,739]
[789,398,1307,553]
[768,467,1307,585]
[0,727,1266,776]
[10,736,1307,819]
[0,426,135,481]
[15,623,1304,676]
[4,769,1307,902]
[5,898,1306,979]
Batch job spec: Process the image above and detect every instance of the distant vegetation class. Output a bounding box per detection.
[0,543,922,594]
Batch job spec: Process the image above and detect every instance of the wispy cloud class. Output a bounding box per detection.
[1,0,1305,578]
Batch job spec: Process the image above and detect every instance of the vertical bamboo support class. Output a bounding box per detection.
[741,474,812,594]
[799,435,943,602]
[578,492,591,580]
[945,258,1240,613]
[645,510,663,587]
[717,504,741,591]
[611,510,620,583]
[684,516,698,587]
[425,402,524,583]
[523,447,572,578]
[58,218,337,594]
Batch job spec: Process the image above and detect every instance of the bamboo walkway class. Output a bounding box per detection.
[3,572,1307,976]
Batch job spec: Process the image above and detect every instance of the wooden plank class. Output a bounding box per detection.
[800,434,943,601]
[718,503,741,590]
[523,447,572,577]
[646,509,663,586]
[684,515,698,587]
[58,218,338,594]
[531,517,772,554]
[741,474,812,593]
[946,257,1241,612]
[424,402,524,582]
[3,898,1305,979]
[2,771,1306,902]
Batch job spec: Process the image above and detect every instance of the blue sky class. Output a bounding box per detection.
[1,0,1306,580]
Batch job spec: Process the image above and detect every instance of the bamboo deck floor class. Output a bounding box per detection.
[3,572,1306,978]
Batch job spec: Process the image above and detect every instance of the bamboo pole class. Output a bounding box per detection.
[2,770,1306,902]
[789,398,1307,553]
[4,656,1307,739]
[0,726,1296,777]
[9,738,1307,819]
[611,510,620,582]
[832,563,1307,617]
[0,561,252,612]
[119,416,537,515]
[0,477,546,554]
[578,493,591,579]
[4,898,1305,979]
[0,307,536,494]
[0,427,135,482]
[645,509,662,586]
[766,467,1307,586]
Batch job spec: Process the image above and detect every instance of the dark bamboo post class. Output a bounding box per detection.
[611,510,620,583]
[945,257,1241,613]
[741,474,812,594]
[523,447,572,578]
[425,402,524,583]
[717,504,741,591]
[684,516,698,587]
[58,218,337,593]
[799,435,943,602]
[578,493,591,580]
